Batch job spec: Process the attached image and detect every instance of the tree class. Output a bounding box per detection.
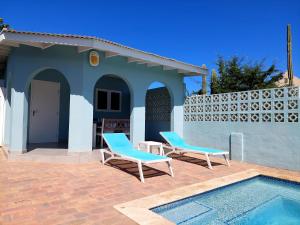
[210,69,219,94]
[0,18,9,31]
[196,89,204,95]
[214,56,283,93]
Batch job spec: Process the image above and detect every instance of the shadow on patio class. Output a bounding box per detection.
[107,159,170,181]
[169,153,223,169]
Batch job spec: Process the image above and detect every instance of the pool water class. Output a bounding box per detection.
[151,176,300,225]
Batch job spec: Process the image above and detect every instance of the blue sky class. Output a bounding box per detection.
[2,0,299,93]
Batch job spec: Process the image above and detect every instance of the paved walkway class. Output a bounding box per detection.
[0,149,299,225]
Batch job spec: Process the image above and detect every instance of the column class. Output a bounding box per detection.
[130,106,145,147]
[172,105,184,137]
[9,89,28,152]
[68,94,93,152]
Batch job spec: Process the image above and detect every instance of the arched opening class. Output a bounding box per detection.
[93,75,131,148]
[145,82,172,141]
[27,69,70,150]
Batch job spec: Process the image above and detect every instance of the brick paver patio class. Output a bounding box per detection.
[0,148,299,225]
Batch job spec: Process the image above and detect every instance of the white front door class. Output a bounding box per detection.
[29,80,60,143]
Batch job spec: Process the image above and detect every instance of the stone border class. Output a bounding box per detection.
[114,169,300,225]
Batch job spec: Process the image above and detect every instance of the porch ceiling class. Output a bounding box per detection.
[0,29,208,76]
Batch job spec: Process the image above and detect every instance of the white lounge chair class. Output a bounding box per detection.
[160,132,230,169]
[101,133,174,183]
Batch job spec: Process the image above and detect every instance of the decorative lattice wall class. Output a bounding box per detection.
[146,87,171,121]
[184,87,299,123]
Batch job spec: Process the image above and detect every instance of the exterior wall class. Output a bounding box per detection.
[183,87,300,171]
[5,45,185,152]
[5,45,84,152]
[81,50,184,147]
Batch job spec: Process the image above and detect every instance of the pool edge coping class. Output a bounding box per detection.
[114,169,300,225]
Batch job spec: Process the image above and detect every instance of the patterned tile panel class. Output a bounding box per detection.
[184,87,300,123]
[146,88,171,121]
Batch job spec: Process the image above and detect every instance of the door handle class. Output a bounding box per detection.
[32,110,37,117]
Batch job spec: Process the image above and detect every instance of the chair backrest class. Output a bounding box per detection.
[102,133,133,153]
[160,132,186,147]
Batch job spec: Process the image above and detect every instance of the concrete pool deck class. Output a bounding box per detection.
[0,148,299,225]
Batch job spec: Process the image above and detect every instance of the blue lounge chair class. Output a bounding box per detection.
[160,132,230,169]
[101,133,174,183]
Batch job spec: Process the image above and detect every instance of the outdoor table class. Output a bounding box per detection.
[138,141,164,156]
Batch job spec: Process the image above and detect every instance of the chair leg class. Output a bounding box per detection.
[167,161,174,177]
[146,145,150,153]
[205,154,213,169]
[224,154,230,167]
[100,150,105,165]
[160,144,165,156]
[137,161,145,183]
[100,136,104,148]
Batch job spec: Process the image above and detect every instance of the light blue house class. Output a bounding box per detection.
[0,30,207,156]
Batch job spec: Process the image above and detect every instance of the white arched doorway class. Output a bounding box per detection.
[27,69,70,149]
[93,74,131,147]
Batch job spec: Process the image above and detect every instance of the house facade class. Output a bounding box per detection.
[276,72,300,87]
[0,30,207,154]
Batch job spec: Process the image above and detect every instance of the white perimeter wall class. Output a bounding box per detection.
[183,87,300,171]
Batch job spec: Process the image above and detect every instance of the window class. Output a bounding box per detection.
[111,92,121,110]
[96,89,122,112]
[97,90,108,110]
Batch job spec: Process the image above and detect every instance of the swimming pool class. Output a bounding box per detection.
[151,176,300,225]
